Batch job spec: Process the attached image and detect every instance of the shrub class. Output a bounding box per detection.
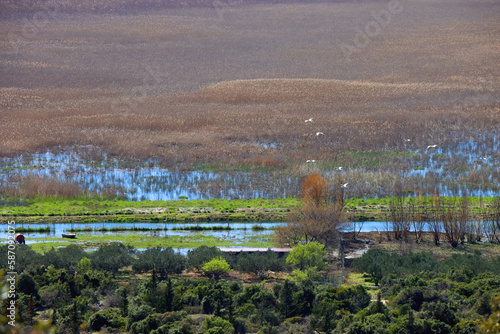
[202,257,231,280]
[88,308,126,332]
[286,241,327,271]
[187,246,223,272]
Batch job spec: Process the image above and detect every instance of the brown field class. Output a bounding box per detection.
[0,0,499,168]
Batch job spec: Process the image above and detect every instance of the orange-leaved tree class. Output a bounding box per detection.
[276,173,348,248]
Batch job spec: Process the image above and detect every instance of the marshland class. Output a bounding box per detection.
[1,0,500,333]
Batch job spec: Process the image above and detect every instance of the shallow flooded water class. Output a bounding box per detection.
[0,135,498,200]
[16,221,285,241]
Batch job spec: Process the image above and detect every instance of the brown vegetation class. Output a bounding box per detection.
[2,175,83,198]
[0,0,498,176]
[276,173,349,247]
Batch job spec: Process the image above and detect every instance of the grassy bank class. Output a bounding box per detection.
[1,196,498,224]
[0,197,300,223]
[27,231,274,253]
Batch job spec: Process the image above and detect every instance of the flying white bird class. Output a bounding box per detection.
[427,145,438,149]
[306,160,316,163]
[305,118,313,123]
[316,132,324,136]
[337,167,343,171]
[405,139,411,142]
[341,182,349,188]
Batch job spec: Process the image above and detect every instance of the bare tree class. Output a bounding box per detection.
[410,196,425,243]
[275,173,349,248]
[442,196,469,248]
[428,192,442,246]
[484,197,500,242]
[389,179,411,242]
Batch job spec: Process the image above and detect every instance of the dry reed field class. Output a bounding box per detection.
[0,0,499,170]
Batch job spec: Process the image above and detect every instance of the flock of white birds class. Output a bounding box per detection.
[303,118,439,189]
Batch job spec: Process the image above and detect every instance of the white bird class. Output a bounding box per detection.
[405,139,411,142]
[427,145,438,149]
[337,167,343,171]
[305,118,313,123]
[341,182,349,188]
[306,160,316,163]
[316,132,324,136]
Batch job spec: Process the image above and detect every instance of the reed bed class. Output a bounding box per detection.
[0,1,498,198]
[8,226,50,233]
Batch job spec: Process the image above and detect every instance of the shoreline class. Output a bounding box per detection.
[1,196,497,224]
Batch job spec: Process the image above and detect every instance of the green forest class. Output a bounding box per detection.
[1,242,500,334]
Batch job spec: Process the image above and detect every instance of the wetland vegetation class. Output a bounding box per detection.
[1,0,499,332]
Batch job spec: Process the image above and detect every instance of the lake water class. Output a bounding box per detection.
[15,221,439,243]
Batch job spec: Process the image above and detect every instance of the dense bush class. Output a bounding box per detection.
[133,247,186,279]
[2,244,500,333]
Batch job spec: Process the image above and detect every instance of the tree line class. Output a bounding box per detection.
[2,243,500,333]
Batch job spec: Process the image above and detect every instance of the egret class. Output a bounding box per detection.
[306,160,316,163]
[305,118,313,123]
[337,167,343,171]
[427,145,438,149]
[341,182,348,188]
[316,132,324,136]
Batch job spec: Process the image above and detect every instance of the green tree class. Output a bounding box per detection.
[187,246,224,272]
[76,257,92,273]
[205,316,234,334]
[202,257,231,280]
[278,280,296,319]
[90,242,134,276]
[164,278,174,312]
[133,247,186,280]
[236,250,284,280]
[119,287,129,317]
[43,244,86,270]
[286,241,327,271]
[17,273,39,299]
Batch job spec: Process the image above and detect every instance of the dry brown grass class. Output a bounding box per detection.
[0,1,499,169]
[1,175,82,198]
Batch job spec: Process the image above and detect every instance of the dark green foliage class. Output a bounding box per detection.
[17,273,39,298]
[88,308,126,332]
[421,301,457,327]
[236,250,285,279]
[127,305,155,330]
[345,313,390,334]
[473,293,492,316]
[354,249,438,285]
[119,287,129,316]
[420,318,452,334]
[133,247,186,279]
[278,280,296,319]
[165,278,174,312]
[0,244,42,272]
[55,296,88,333]
[42,244,86,270]
[90,242,134,275]
[187,246,224,271]
[205,316,234,334]
[130,314,162,334]
[5,243,500,334]
[315,285,371,314]
[395,286,438,311]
